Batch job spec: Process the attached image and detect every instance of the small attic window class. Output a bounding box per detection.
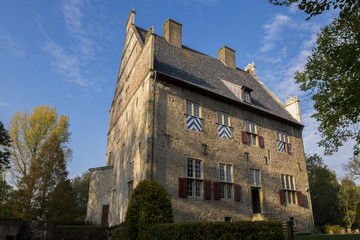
[241,86,253,104]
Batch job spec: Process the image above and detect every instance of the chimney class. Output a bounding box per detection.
[163,18,182,48]
[218,45,236,69]
[126,7,136,32]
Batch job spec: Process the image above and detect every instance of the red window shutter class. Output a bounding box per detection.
[234,184,241,201]
[241,131,247,144]
[101,205,109,225]
[178,178,188,198]
[213,182,221,200]
[258,136,265,148]
[204,181,212,200]
[279,190,285,205]
[296,191,304,206]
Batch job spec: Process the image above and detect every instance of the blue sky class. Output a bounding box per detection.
[0,0,352,181]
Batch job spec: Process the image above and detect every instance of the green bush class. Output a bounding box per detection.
[139,221,284,240]
[324,224,342,234]
[119,180,174,240]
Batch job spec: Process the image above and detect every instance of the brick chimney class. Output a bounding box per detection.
[218,45,236,69]
[163,18,182,48]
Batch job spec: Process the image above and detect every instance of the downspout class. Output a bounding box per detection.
[151,71,157,180]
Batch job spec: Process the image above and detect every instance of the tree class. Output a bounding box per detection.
[269,0,360,19]
[269,1,360,156]
[8,105,71,219]
[0,176,15,218]
[338,178,360,230]
[46,179,77,221]
[306,154,341,225]
[0,121,11,174]
[343,155,360,180]
[71,171,90,221]
[124,180,173,240]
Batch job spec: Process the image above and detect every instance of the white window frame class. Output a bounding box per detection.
[276,130,290,153]
[186,101,202,132]
[220,163,233,200]
[187,158,203,198]
[281,174,296,205]
[250,168,261,186]
[246,120,257,146]
[217,111,231,139]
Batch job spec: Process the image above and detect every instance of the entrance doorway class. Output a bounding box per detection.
[251,187,261,214]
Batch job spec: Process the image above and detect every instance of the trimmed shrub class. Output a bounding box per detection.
[324,224,342,234]
[121,180,174,240]
[139,221,284,240]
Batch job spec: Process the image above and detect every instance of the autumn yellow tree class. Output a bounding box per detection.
[8,105,71,219]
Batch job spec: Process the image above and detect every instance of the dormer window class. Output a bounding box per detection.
[243,91,250,103]
[241,86,253,104]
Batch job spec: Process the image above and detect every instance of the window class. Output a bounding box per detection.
[276,130,292,154]
[250,169,260,186]
[243,91,250,103]
[187,158,202,197]
[128,180,133,198]
[246,120,257,145]
[186,101,202,132]
[220,163,233,199]
[241,86,253,104]
[218,111,231,139]
[281,174,296,205]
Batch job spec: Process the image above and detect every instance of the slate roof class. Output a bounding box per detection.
[135,26,302,127]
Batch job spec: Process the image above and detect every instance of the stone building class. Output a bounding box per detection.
[86,9,314,233]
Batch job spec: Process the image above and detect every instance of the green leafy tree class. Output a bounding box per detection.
[8,105,71,219]
[46,179,77,221]
[306,154,341,225]
[269,0,360,19]
[71,171,90,221]
[124,180,173,240]
[269,1,360,156]
[338,178,360,230]
[343,155,360,180]
[0,176,15,218]
[0,121,11,174]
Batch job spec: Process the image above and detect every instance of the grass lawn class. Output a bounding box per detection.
[294,234,360,239]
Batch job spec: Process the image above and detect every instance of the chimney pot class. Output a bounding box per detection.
[163,18,182,48]
[218,45,236,69]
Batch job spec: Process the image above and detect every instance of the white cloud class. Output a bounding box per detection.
[0,28,25,58]
[42,41,89,87]
[260,14,291,52]
[0,101,10,107]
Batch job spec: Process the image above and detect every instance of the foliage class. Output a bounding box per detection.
[270,0,360,156]
[0,176,15,218]
[324,224,342,234]
[306,154,341,225]
[295,14,360,156]
[343,155,360,180]
[135,221,284,240]
[46,179,77,221]
[8,105,72,219]
[355,202,360,228]
[71,171,90,221]
[123,180,173,240]
[269,0,360,20]
[0,121,11,174]
[337,178,360,229]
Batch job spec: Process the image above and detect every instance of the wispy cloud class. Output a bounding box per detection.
[260,14,291,52]
[0,28,25,58]
[62,0,97,60]
[0,101,10,107]
[42,41,89,87]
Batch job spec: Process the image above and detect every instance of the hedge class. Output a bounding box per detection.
[112,221,285,240]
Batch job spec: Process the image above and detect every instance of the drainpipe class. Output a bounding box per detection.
[150,71,157,180]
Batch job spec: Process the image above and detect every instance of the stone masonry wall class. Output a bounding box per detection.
[86,166,113,225]
[152,77,313,233]
[105,26,154,226]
